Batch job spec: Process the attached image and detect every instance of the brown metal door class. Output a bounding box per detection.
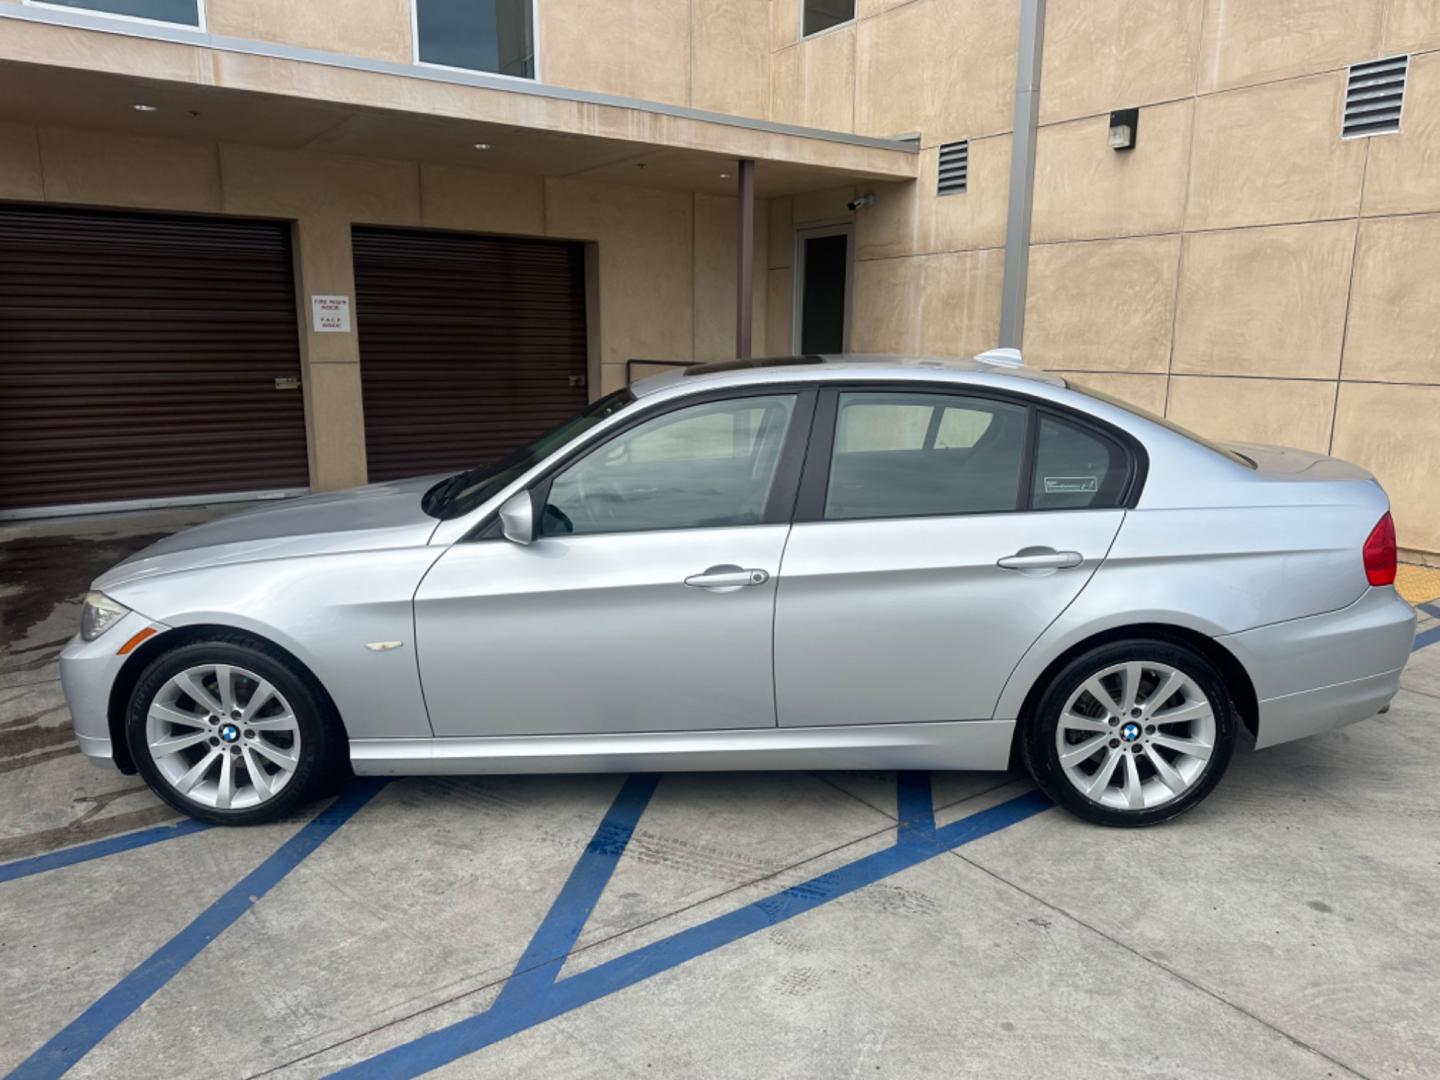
[0,204,308,513]
[352,226,588,482]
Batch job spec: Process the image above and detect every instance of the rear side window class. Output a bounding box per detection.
[825,392,1027,519]
[1031,413,1130,510]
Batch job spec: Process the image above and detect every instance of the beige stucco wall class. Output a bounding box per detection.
[0,120,766,492]
[753,0,1440,554]
[1018,0,1440,554]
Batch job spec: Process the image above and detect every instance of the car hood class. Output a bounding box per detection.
[95,474,447,590]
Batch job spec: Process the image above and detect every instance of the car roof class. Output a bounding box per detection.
[630,354,1067,398]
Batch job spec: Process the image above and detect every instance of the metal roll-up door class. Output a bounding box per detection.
[0,203,309,514]
[352,226,589,482]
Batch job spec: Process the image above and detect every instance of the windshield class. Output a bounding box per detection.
[1069,381,1257,469]
[422,389,636,519]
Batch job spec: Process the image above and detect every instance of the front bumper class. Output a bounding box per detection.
[59,610,167,768]
[1219,587,1416,749]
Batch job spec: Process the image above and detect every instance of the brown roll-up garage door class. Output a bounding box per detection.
[352,226,589,482]
[0,203,309,514]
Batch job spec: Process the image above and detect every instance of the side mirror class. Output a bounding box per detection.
[497,490,535,545]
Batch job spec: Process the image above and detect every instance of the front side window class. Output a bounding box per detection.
[415,0,535,79]
[802,0,854,37]
[543,396,797,536]
[27,0,200,26]
[1030,413,1130,510]
[825,392,1027,520]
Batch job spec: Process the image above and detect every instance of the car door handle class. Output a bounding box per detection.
[996,548,1084,570]
[684,565,770,590]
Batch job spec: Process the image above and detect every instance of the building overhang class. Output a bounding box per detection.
[0,5,919,197]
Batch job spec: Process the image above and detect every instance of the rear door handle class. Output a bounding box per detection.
[684,565,770,590]
[997,548,1083,570]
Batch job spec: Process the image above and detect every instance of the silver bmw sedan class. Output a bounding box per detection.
[60,354,1416,827]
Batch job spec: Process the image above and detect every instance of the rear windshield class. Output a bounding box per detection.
[1068,381,1257,469]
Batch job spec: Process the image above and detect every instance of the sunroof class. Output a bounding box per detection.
[682,355,826,376]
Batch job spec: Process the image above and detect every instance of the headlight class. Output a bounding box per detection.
[80,592,130,642]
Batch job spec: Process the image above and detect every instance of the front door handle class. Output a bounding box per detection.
[684,565,770,590]
[997,548,1084,571]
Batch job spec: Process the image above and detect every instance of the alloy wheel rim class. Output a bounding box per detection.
[1055,660,1216,812]
[145,664,301,810]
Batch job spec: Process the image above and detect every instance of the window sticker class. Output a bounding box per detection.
[1043,476,1098,494]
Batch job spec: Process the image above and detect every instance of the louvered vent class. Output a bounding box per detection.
[1343,55,1408,138]
[937,139,969,195]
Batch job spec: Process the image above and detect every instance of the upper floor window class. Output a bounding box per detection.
[26,0,201,28]
[415,0,536,80]
[802,0,854,37]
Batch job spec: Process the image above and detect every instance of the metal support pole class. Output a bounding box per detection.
[998,0,1044,349]
[735,158,755,359]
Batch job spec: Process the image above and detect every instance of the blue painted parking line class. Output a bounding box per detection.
[327,778,1051,1080]
[895,770,936,844]
[490,774,659,1015]
[6,780,386,1080]
[0,819,213,886]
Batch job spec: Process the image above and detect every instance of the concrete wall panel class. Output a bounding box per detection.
[1032,99,1192,243]
[1342,213,1440,384]
[1166,375,1336,454]
[1040,0,1203,124]
[1024,235,1181,373]
[1172,220,1355,379]
[1331,382,1440,553]
[1197,0,1385,93]
[1186,73,1365,231]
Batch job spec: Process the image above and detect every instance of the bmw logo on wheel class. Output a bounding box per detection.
[1120,721,1142,743]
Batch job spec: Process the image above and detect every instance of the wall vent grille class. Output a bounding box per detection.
[937,140,969,195]
[1343,55,1408,138]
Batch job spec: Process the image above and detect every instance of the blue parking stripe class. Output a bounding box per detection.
[1414,623,1440,652]
[895,770,935,844]
[326,787,1050,1080]
[0,819,213,886]
[7,780,385,1080]
[490,774,659,1014]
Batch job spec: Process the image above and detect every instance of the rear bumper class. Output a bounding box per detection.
[1219,587,1416,749]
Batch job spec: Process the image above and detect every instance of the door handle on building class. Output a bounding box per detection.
[684,566,770,590]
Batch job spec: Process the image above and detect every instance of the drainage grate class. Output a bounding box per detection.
[1343,55,1408,138]
[937,139,969,195]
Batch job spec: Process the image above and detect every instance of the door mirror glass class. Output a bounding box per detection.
[497,490,535,545]
[825,392,1027,520]
[542,395,797,536]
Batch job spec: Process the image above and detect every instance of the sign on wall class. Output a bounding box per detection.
[311,294,352,333]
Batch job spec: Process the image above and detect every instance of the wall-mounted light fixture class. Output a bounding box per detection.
[1108,108,1139,151]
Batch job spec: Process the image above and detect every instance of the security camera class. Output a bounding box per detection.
[847,194,876,211]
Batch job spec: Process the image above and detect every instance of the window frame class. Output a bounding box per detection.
[465,385,819,542]
[793,382,1147,524]
[411,0,541,83]
[799,0,856,40]
[23,0,205,31]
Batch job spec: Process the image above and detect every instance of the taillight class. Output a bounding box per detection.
[1363,511,1397,586]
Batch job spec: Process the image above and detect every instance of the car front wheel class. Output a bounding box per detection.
[1021,639,1238,827]
[126,637,344,825]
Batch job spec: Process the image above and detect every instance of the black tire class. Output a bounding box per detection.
[126,636,346,826]
[1020,638,1237,827]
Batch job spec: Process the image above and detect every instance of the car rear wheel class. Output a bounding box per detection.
[127,638,345,825]
[1021,639,1237,827]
